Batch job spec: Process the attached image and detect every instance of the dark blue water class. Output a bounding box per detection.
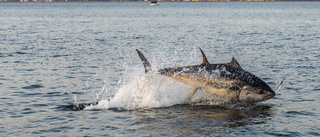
[0,2,319,136]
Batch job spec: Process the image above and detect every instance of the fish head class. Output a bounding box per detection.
[238,85,275,103]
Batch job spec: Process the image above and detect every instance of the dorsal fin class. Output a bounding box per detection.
[199,47,209,65]
[136,49,152,73]
[226,57,242,69]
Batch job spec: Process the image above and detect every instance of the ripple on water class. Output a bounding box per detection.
[25,93,43,96]
[43,92,64,97]
[51,54,69,58]
[285,111,316,117]
[37,127,74,134]
[266,131,303,137]
[313,88,320,91]
[14,51,30,55]
[31,104,48,107]
[308,132,320,136]
[21,108,37,115]
[22,85,44,90]
[105,125,120,130]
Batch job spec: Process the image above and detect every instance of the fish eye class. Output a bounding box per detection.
[259,90,264,94]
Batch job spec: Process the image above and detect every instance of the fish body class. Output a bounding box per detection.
[136,48,282,103]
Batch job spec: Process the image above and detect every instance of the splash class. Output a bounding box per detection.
[84,72,191,110]
[81,71,235,110]
[67,48,229,111]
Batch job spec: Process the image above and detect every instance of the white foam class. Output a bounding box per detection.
[84,72,191,110]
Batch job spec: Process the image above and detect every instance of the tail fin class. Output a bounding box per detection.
[136,49,152,73]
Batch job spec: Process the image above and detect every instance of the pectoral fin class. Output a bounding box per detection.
[188,87,199,99]
[274,79,284,93]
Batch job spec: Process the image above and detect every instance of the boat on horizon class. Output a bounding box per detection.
[150,1,159,6]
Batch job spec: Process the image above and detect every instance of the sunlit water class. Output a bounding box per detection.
[0,2,320,136]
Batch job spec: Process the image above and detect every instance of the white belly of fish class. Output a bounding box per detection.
[166,73,240,102]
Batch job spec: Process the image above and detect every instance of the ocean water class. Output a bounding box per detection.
[0,2,320,136]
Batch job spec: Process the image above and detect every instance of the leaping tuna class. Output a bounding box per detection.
[136,48,283,103]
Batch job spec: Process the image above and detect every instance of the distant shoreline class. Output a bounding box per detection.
[1,0,319,2]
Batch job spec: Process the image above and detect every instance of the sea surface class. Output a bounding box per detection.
[0,1,320,136]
